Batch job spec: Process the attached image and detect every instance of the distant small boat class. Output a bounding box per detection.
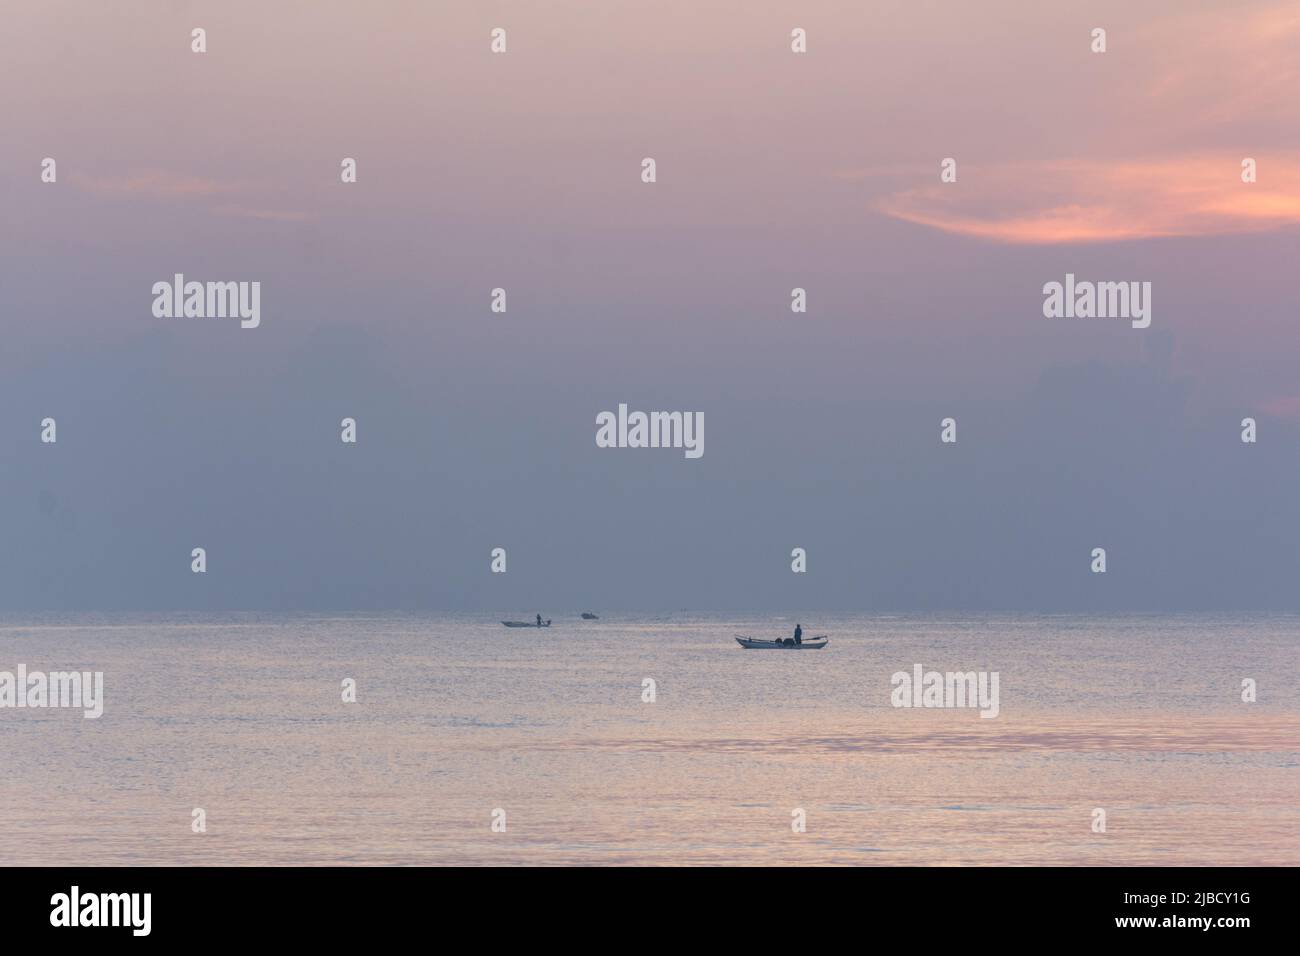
[581,612,598,620]
[736,636,828,649]
[503,620,551,628]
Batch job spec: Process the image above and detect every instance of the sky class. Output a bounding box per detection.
[2,0,1298,611]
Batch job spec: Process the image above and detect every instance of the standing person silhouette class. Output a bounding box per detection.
[794,623,803,645]
[536,613,543,627]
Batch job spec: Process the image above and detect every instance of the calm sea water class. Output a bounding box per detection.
[1,612,1296,865]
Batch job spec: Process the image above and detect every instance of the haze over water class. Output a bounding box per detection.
[2,612,1295,866]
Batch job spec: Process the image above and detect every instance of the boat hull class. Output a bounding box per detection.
[502,621,551,628]
[735,636,828,649]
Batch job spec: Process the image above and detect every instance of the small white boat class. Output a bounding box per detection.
[735,636,828,649]
[502,620,551,628]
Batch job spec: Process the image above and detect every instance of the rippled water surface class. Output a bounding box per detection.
[1,612,1296,865]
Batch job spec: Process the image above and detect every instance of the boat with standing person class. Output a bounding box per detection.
[735,635,827,649]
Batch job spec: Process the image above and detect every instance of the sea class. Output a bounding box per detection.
[1,612,1296,865]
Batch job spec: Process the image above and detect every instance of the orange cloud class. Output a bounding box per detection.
[877,3,1300,245]
[71,170,307,222]
[878,155,1300,244]
[72,169,238,200]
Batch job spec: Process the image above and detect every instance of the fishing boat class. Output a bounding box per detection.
[502,620,551,628]
[581,612,598,620]
[735,635,828,649]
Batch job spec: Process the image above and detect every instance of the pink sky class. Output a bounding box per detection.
[3,0,1298,413]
